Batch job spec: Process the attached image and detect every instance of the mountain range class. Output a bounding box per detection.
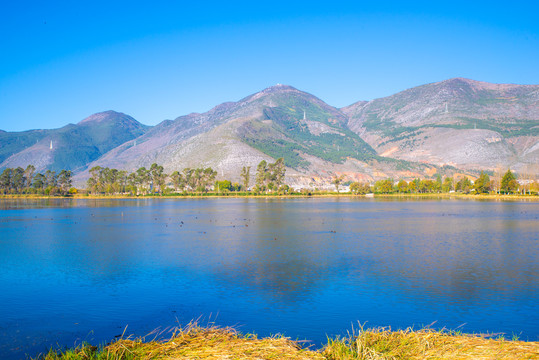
[1,78,538,187]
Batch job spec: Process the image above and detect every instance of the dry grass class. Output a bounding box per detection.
[323,327,539,360]
[36,324,539,360]
[38,322,323,360]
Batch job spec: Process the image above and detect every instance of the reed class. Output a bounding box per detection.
[322,326,539,360]
[35,323,539,360]
[37,322,322,360]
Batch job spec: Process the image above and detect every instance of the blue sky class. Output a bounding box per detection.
[1,1,538,131]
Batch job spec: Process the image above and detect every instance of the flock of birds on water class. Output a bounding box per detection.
[19,210,342,236]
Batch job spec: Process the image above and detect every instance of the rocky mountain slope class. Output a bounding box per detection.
[342,78,539,174]
[79,85,434,187]
[0,111,148,172]
[1,79,538,187]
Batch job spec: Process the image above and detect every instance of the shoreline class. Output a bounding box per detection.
[2,193,538,201]
[36,325,539,359]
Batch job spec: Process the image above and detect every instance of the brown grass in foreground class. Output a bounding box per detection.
[37,324,539,360]
[323,327,539,360]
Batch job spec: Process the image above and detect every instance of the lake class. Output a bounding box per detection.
[0,197,538,358]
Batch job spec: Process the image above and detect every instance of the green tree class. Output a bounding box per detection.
[240,166,251,191]
[202,168,217,192]
[271,158,286,188]
[87,166,103,194]
[442,177,453,192]
[24,165,35,190]
[255,160,268,191]
[374,179,394,194]
[11,167,25,192]
[396,179,408,193]
[57,170,72,195]
[149,163,166,194]
[419,179,436,193]
[127,172,138,195]
[277,184,290,195]
[170,171,184,192]
[44,170,57,188]
[350,181,371,194]
[136,167,150,194]
[435,174,442,192]
[474,171,491,194]
[215,180,232,193]
[408,179,418,193]
[0,168,12,193]
[117,170,128,194]
[501,169,517,194]
[456,177,472,193]
[255,158,286,192]
[33,173,46,192]
[508,179,519,194]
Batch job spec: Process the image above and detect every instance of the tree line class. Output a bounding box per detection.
[1,163,536,196]
[0,165,73,195]
[346,170,536,195]
[86,158,287,195]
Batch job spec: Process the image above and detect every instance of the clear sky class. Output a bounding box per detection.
[1,1,538,131]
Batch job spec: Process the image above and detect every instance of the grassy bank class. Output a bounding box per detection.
[36,324,539,360]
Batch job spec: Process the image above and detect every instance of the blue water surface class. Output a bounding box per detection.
[0,198,538,358]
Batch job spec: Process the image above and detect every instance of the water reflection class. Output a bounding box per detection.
[0,198,537,359]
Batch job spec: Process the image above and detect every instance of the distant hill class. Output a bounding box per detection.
[342,78,539,174]
[0,111,148,172]
[79,85,433,187]
[1,79,538,187]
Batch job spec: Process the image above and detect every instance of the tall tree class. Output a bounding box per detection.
[474,171,491,194]
[375,179,394,194]
[442,177,453,192]
[44,170,57,188]
[240,166,251,191]
[456,177,472,193]
[170,171,184,192]
[255,158,286,192]
[149,163,166,194]
[24,165,35,189]
[255,160,268,191]
[272,158,286,188]
[183,168,195,190]
[0,168,12,193]
[57,170,72,195]
[501,169,517,194]
[397,180,408,193]
[11,167,25,192]
[200,168,217,192]
[136,167,149,194]
[332,174,345,193]
[127,172,138,195]
[33,173,46,192]
[87,166,103,194]
[117,170,128,194]
[435,174,442,192]
[350,182,371,195]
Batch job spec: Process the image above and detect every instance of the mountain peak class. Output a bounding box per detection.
[78,110,126,125]
[439,77,529,92]
[262,84,298,93]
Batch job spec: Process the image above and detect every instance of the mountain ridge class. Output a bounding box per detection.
[342,77,538,174]
[1,78,538,186]
[0,111,148,172]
